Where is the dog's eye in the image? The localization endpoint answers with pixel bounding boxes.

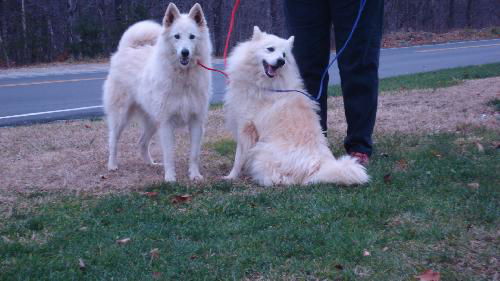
[174,34,180,39]
[189,34,196,40]
[267,47,275,52]
[283,52,286,58]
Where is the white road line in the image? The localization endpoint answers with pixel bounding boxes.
[0,77,105,88]
[415,43,500,53]
[0,105,103,120]
[381,38,500,51]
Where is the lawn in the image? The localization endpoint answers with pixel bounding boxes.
[1,128,498,280]
[329,62,500,96]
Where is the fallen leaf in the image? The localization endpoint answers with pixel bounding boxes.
[363,250,370,256]
[190,255,198,260]
[382,247,389,252]
[467,182,480,190]
[415,269,440,281]
[150,248,160,259]
[78,258,86,271]
[79,226,88,231]
[383,173,392,184]
[116,238,131,245]
[84,124,91,129]
[171,194,192,204]
[475,142,484,152]
[143,192,159,198]
[395,159,409,171]
[100,175,107,180]
[152,272,162,279]
[430,150,442,158]
[334,264,344,270]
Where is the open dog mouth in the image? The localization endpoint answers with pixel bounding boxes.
[262,60,280,78]
[180,57,190,66]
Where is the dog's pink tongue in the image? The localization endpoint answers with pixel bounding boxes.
[267,64,276,76]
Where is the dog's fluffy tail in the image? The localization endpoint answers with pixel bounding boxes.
[311,156,369,185]
[117,21,161,51]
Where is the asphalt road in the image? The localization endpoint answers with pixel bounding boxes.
[1,38,499,127]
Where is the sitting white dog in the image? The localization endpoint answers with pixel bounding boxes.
[103,3,212,182]
[223,26,369,186]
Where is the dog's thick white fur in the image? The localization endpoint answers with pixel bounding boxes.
[103,3,212,182]
[223,27,369,186]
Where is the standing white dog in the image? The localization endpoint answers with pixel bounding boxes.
[223,27,369,186]
[103,3,212,182]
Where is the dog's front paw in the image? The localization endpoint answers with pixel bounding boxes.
[108,164,118,171]
[164,173,176,182]
[222,174,238,181]
[189,167,204,181]
[189,173,204,181]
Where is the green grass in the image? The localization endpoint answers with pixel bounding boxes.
[207,139,236,158]
[1,129,499,280]
[209,103,223,110]
[329,63,500,96]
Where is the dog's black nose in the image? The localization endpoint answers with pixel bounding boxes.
[276,58,285,67]
[181,49,190,58]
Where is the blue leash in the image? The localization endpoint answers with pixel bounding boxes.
[268,0,367,101]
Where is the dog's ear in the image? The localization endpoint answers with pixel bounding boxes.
[252,26,262,40]
[188,3,206,27]
[163,3,181,27]
[287,36,295,46]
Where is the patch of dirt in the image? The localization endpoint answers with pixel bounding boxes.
[327,77,499,137]
[0,78,499,215]
[382,27,500,48]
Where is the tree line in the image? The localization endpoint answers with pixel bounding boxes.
[0,0,498,66]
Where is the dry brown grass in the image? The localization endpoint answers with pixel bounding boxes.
[328,77,499,137]
[382,27,500,48]
[0,77,499,216]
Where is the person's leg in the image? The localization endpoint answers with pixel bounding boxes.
[284,0,331,133]
[330,0,384,157]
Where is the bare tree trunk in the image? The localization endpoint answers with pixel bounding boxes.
[0,33,10,67]
[466,0,473,27]
[0,0,9,66]
[47,16,54,61]
[20,0,28,60]
[67,0,78,58]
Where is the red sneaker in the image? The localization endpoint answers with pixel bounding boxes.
[350,152,370,166]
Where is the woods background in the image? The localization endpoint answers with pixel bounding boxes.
[0,0,499,66]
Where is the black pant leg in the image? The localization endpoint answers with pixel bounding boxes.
[330,0,384,156]
[284,0,331,133]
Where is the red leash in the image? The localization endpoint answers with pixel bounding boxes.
[197,61,229,80]
[223,0,241,67]
[197,0,240,80]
